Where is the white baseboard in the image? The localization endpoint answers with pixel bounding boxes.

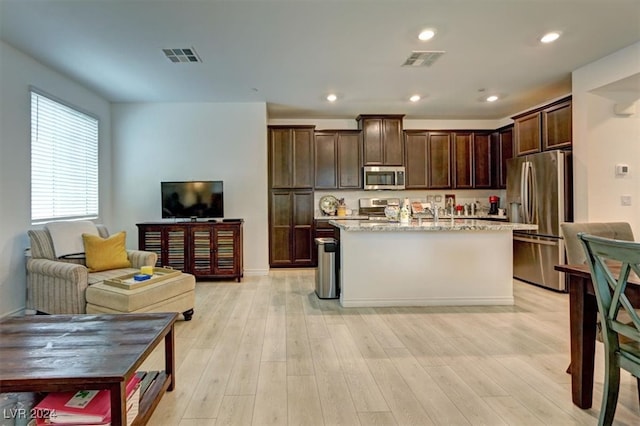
[243,268,269,276]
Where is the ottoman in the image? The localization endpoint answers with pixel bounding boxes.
[85,272,195,320]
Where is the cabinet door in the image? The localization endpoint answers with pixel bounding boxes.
[268,127,314,188]
[427,132,452,188]
[314,132,338,189]
[453,132,473,188]
[269,190,314,266]
[212,225,240,277]
[138,225,163,268]
[361,118,384,165]
[498,127,513,188]
[269,191,292,265]
[189,225,215,276]
[404,131,428,188]
[359,115,404,165]
[292,191,314,265]
[514,112,541,156]
[473,133,492,188]
[543,100,572,150]
[382,117,404,165]
[164,228,187,271]
[337,131,362,188]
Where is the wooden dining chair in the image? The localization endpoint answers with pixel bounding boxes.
[579,233,640,426]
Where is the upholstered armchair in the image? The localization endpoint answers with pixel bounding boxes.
[26,225,157,314]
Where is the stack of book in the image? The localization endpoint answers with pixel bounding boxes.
[34,374,141,425]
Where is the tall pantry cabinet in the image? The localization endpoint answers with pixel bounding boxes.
[268,126,315,267]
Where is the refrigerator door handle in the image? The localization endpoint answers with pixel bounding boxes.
[520,162,528,223]
[529,161,537,223]
[513,236,558,246]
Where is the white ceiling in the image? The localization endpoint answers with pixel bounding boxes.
[1,0,639,120]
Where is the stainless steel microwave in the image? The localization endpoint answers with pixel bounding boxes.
[363,166,406,190]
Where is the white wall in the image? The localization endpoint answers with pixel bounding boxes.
[573,42,640,236]
[0,41,112,317]
[111,103,269,275]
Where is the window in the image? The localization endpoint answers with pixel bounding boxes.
[31,90,99,223]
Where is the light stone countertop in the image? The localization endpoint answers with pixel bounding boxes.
[328,218,538,232]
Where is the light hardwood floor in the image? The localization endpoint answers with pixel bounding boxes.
[142,269,640,425]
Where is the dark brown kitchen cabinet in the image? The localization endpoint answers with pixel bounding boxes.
[514,111,541,156]
[404,131,429,188]
[405,131,452,189]
[268,126,315,189]
[452,132,492,189]
[137,221,243,281]
[314,130,362,189]
[427,132,452,188]
[269,190,314,266]
[491,126,513,189]
[357,115,404,165]
[513,96,572,156]
[452,132,473,188]
[473,132,492,188]
[542,99,572,150]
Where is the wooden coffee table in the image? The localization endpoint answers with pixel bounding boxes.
[0,312,177,425]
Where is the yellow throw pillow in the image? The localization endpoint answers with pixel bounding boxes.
[82,231,131,272]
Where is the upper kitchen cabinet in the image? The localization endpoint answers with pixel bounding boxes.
[452,131,492,189]
[513,111,541,156]
[542,99,572,151]
[491,125,514,189]
[404,130,452,189]
[473,132,492,188]
[268,126,315,188]
[452,132,473,189]
[314,130,362,189]
[513,96,572,156]
[357,115,404,165]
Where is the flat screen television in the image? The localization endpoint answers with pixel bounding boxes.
[161,181,224,219]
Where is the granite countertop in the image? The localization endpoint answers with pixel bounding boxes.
[315,215,369,220]
[328,218,538,232]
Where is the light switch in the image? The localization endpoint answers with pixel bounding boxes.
[621,195,632,206]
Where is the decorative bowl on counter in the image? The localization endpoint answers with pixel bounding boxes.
[384,205,399,220]
[319,195,338,215]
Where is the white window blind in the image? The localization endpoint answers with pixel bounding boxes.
[31,90,99,223]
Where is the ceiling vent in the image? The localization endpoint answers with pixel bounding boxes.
[402,51,445,67]
[162,47,202,63]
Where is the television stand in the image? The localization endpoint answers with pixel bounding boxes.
[137,221,243,282]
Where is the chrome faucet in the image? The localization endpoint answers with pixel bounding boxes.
[425,204,439,222]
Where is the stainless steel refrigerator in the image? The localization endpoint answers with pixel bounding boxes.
[506,150,573,291]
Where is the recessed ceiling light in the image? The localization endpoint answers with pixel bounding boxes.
[418,29,436,41]
[540,32,561,43]
[486,95,499,102]
[409,95,421,102]
[326,94,337,102]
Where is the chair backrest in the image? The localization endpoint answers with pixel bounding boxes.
[578,233,640,348]
[561,222,634,264]
[28,225,110,264]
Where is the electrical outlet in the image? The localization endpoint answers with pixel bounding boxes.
[621,195,632,206]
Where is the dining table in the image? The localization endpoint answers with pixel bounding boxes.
[555,263,640,409]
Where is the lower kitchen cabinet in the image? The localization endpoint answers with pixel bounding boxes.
[270,190,314,266]
[137,221,244,281]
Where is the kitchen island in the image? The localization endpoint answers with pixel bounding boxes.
[329,219,537,308]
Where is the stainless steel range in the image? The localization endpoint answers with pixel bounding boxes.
[358,198,400,217]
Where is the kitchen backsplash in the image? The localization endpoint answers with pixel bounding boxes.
[314,189,507,217]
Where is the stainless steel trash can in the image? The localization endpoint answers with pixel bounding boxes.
[315,237,339,299]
